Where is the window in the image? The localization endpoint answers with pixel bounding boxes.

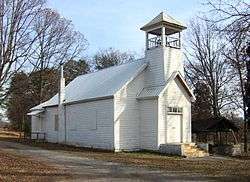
[89,110,97,130]
[54,114,59,131]
[167,107,183,113]
[177,107,183,113]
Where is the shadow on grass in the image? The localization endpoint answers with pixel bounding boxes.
[0,136,250,180]
[0,137,183,158]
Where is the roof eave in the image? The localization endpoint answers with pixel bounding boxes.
[64,95,114,106]
[158,71,195,100]
[30,95,115,110]
[140,22,187,32]
[136,96,159,100]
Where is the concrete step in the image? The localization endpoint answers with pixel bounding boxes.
[183,143,209,158]
[189,143,197,147]
[185,152,209,158]
[183,143,196,147]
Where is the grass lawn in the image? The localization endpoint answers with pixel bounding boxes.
[0,130,250,179]
[1,139,250,178]
[0,149,70,182]
[0,130,71,181]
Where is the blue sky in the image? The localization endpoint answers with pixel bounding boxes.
[48,0,204,57]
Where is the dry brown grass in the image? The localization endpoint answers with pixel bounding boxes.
[0,149,70,182]
[0,129,71,181]
[2,136,250,178]
[0,130,250,179]
[62,147,250,177]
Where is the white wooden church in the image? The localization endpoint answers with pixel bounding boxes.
[29,12,207,156]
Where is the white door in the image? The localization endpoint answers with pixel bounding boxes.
[166,114,182,143]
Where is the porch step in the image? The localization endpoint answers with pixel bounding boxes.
[183,143,209,158]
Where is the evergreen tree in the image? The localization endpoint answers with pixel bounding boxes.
[7,59,90,133]
[7,72,32,131]
[64,59,90,84]
[192,82,213,121]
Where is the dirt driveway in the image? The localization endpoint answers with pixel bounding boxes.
[0,140,248,182]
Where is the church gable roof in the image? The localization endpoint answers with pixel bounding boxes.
[140,12,186,32]
[137,71,195,100]
[166,71,195,99]
[31,59,147,110]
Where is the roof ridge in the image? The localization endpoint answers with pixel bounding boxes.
[77,58,145,78]
[30,58,147,111]
[142,84,165,89]
[140,11,186,31]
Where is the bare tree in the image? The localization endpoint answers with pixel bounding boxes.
[28,8,88,102]
[185,18,233,117]
[205,0,250,152]
[29,8,88,71]
[93,48,135,70]
[0,0,46,105]
[224,32,247,115]
[222,31,249,152]
[205,0,249,38]
[7,59,90,133]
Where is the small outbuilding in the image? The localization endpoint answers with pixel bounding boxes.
[192,117,239,145]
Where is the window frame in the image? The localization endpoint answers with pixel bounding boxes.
[167,107,183,114]
[54,114,59,131]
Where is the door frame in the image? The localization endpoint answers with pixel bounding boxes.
[165,107,183,143]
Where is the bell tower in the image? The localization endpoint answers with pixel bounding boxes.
[141,12,186,87]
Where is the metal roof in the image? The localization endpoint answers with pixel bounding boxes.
[137,85,165,100]
[27,109,45,116]
[140,12,186,34]
[137,71,195,100]
[31,59,147,110]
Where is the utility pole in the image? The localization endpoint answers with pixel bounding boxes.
[245,42,250,153]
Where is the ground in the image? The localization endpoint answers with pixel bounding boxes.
[0,149,70,182]
[0,131,249,181]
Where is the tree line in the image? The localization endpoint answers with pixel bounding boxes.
[185,0,249,151]
[187,0,249,119]
[0,0,135,131]
[7,48,134,132]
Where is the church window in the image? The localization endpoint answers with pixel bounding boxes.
[167,107,182,113]
[54,114,59,131]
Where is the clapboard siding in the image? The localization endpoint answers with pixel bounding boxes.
[144,47,165,87]
[139,99,158,150]
[31,115,46,139]
[163,47,184,79]
[114,71,145,151]
[145,47,184,88]
[160,78,192,143]
[44,107,59,143]
[65,99,114,150]
[158,94,166,145]
[34,99,114,150]
[31,116,43,132]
